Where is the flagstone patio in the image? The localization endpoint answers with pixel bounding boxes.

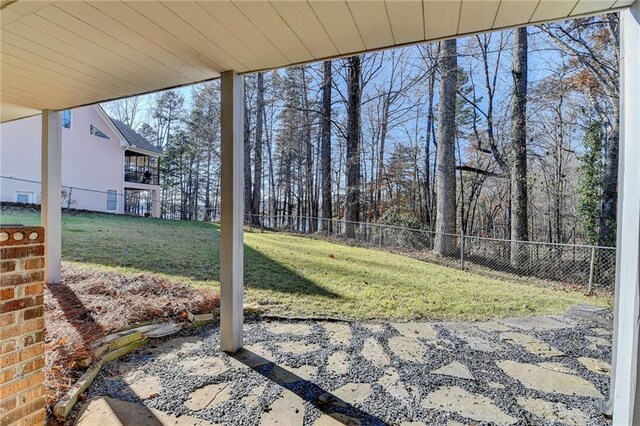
[75,304,613,425]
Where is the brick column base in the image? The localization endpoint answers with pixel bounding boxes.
[1,226,46,426]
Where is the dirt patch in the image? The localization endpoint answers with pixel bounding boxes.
[45,262,219,418]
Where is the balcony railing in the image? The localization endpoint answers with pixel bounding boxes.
[124,170,159,185]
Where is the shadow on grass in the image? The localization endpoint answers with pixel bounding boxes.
[62,220,341,300]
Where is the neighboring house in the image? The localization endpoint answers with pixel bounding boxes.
[0,105,162,217]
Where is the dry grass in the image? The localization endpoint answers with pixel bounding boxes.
[44,262,219,415]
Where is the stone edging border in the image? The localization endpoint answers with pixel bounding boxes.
[53,313,216,418]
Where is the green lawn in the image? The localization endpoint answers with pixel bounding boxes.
[1,207,608,320]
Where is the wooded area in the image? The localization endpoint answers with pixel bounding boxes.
[105,14,620,248]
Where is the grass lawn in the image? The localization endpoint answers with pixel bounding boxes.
[1,207,609,320]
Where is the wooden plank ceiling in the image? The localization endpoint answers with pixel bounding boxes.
[0,0,633,122]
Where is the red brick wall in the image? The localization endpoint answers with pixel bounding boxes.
[0,227,46,426]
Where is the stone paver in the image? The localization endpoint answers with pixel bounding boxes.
[275,341,320,355]
[441,322,498,352]
[500,332,564,357]
[431,361,474,380]
[421,386,517,426]
[392,322,437,339]
[378,367,415,400]
[266,323,313,336]
[322,322,352,346]
[233,343,273,367]
[578,357,611,376]
[76,397,213,426]
[388,336,427,362]
[124,376,162,400]
[268,364,315,383]
[331,383,373,406]
[241,382,267,409]
[178,357,228,376]
[361,337,390,367]
[517,396,589,426]
[148,336,203,362]
[185,383,231,411]
[499,316,572,331]
[538,362,575,374]
[591,327,612,336]
[362,324,385,333]
[314,413,362,426]
[259,389,305,425]
[475,321,511,332]
[586,336,611,350]
[497,360,603,398]
[327,351,350,375]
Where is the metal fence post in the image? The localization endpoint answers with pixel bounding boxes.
[460,230,465,270]
[588,245,596,293]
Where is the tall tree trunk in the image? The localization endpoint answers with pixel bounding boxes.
[376,97,390,220]
[345,56,362,239]
[599,109,618,246]
[204,147,212,221]
[244,87,252,218]
[251,73,264,224]
[321,60,333,232]
[510,27,529,267]
[424,64,437,227]
[434,39,458,256]
[301,68,315,232]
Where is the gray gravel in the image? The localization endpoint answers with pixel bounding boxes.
[81,307,613,426]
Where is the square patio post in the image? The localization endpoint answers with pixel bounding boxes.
[219,71,244,353]
[41,109,62,284]
[612,1,640,423]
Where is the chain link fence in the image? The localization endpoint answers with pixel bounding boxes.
[0,175,159,218]
[1,175,615,290]
[0,176,216,221]
[245,214,616,291]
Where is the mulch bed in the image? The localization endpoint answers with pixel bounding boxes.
[44,262,219,419]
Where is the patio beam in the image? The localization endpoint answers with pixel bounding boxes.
[219,70,244,353]
[612,1,640,423]
[41,109,62,284]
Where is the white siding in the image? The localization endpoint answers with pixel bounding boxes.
[0,106,125,213]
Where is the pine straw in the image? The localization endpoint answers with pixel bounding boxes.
[44,262,219,417]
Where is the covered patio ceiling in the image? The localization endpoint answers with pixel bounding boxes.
[0,0,634,123]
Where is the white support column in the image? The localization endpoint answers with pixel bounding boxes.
[41,110,62,284]
[219,71,244,353]
[151,189,160,218]
[612,2,640,424]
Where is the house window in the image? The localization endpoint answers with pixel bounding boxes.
[15,191,34,204]
[106,190,117,211]
[90,124,110,139]
[62,110,72,129]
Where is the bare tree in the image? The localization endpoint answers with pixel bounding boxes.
[103,97,142,129]
[434,39,458,256]
[251,73,264,223]
[345,56,362,238]
[510,27,529,266]
[321,60,333,230]
[541,15,619,246]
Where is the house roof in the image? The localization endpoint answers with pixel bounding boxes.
[109,118,163,155]
[1,0,635,123]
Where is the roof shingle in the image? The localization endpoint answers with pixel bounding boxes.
[110,118,162,155]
